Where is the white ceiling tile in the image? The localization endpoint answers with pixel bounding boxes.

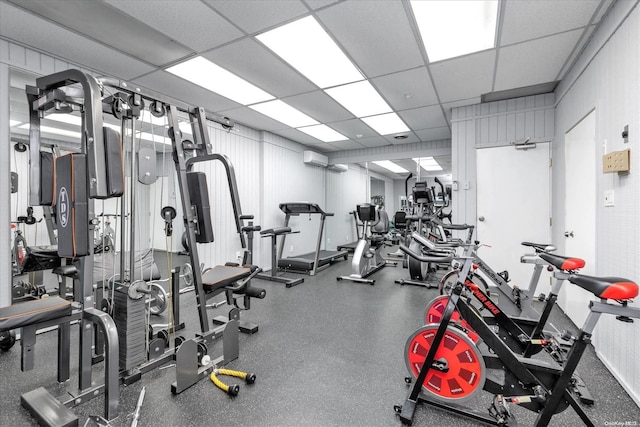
[203,38,316,99]
[284,90,354,123]
[398,105,447,131]
[219,106,289,132]
[414,127,451,142]
[329,119,377,139]
[6,0,191,66]
[316,144,341,152]
[495,29,583,91]
[105,0,243,52]
[501,0,601,46]
[306,0,341,10]
[357,136,391,148]
[317,1,424,77]
[328,140,367,150]
[430,51,495,103]
[206,0,309,34]
[372,67,438,111]
[0,2,156,80]
[272,127,332,145]
[132,71,240,112]
[385,132,421,145]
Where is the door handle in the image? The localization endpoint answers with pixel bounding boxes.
[564,231,574,238]
[478,216,485,222]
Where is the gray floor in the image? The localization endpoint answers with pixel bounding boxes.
[1,250,640,426]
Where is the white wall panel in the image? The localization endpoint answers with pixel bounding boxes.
[553,0,640,405]
[451,94,555,227]
[261,133,326,264]
[325,164,368,250]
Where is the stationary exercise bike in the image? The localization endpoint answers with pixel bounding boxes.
[337,204,396,285]
[395,241,639,426]
[404,236,595,404]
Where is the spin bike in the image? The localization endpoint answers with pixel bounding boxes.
[337,204,396,285]
[395,242,639,426]
[405,236,595,404]
[423,224,557,319]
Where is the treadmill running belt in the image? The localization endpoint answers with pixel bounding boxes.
[278,250,348,271]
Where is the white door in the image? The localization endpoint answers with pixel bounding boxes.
[558,110,596,326]
[476,143,552,296]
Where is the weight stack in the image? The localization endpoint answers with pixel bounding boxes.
[113,284,146,370]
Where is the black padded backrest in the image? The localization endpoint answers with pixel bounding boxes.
[394,211,407,228]
[372,210,389,234]
[103,127,124,198]
[186,171,214,243]
[39,152,55,206]
[56,153,89,258]
[413,182,434,204]
[357,204,376,222]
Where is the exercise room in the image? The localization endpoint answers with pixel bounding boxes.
[1,1,639,426]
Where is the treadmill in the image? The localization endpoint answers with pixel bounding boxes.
[277,202,348,276]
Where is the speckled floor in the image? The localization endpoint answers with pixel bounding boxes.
[1,250,639,427]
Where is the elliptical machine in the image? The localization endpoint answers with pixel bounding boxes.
[337,204,396,285]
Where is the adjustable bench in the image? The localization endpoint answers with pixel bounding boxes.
[203,264,266,334]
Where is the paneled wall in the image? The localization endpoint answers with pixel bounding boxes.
[450,94,555,226]
[260,132,326,264]
[553,0,640,405]
[325,164,368,250]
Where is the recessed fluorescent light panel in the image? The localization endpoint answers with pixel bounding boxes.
[411,0,498,62]
[325,80,392,118]
[250,100,319,128]
[413,156,443,171]
[298,124,347,143]
[362,113,410,135]
[257,16,364,88]
[166,56,274,105]
[372,160,409,174]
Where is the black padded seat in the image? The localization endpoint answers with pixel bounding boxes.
[521,241,553,252]
[201,265,252,292]
[260,227,291,236]
[19,246,61,273]
[540,252,585,271]
[0,297,72,331]
[568,274,638,300]
[441,223,472,231]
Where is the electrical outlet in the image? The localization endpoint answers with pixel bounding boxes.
[290,245,294,253]
[604,190,614,207]
[236,250,243,260]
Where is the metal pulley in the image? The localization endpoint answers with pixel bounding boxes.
[128,280,168,315]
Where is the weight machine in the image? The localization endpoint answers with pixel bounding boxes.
[1,68,265,425]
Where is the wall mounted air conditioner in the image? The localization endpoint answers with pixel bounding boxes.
[303,150,328,167]
[328,163,348,172]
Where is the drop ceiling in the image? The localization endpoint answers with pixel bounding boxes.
[0,0,613,179]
